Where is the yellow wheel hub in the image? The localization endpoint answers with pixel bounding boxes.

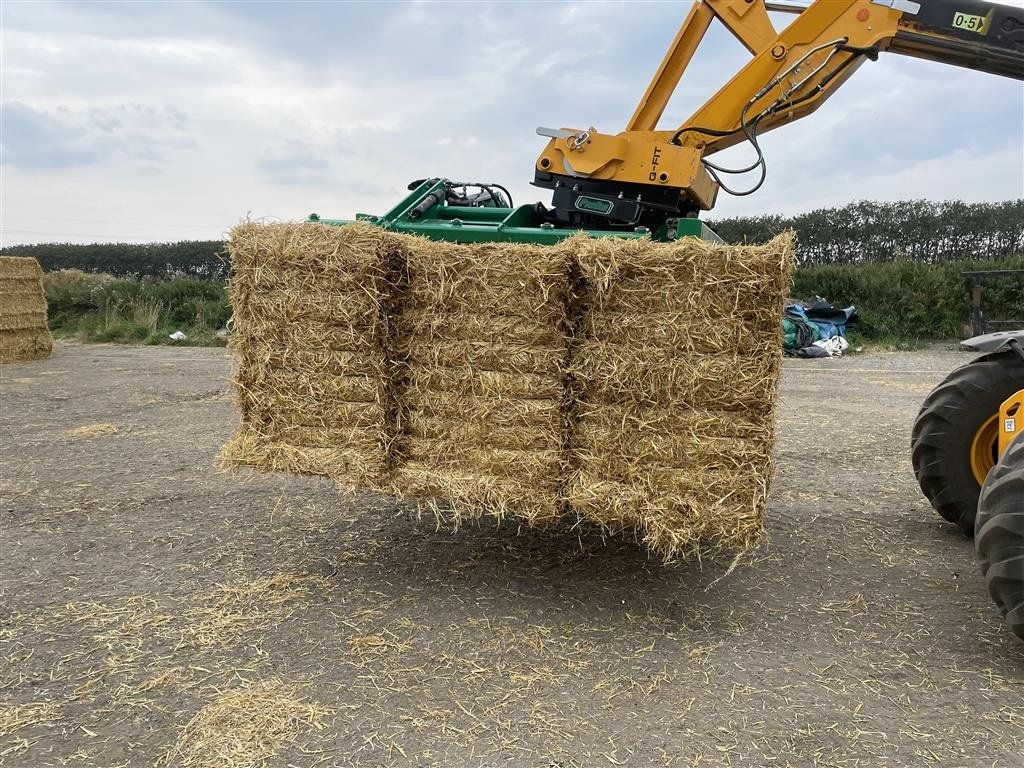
[970,414,1000,487]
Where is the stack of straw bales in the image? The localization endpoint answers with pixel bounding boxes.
[219,223,398,490]
[221,221,793,559]
[0,256,53,364]
[393,242,570,525]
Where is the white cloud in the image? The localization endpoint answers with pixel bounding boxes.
[0,0,1021,245]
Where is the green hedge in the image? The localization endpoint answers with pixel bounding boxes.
[708,199,1024,265]
[792,257,1024,340]
[2,240,228,280]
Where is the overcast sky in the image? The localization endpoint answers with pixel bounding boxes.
[2,0,1022,245]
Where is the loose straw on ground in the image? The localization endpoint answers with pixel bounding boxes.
[163,678,331,768]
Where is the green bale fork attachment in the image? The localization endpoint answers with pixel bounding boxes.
[308,178,722,245]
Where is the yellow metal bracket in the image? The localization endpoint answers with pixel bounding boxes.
[998,390,1024,457]
[710,0,778,55]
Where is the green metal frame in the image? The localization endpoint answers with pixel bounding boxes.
[308,179,722,245]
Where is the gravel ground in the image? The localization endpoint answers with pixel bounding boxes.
[1,342,1021,768]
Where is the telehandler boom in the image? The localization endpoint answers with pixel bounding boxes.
[533,0,1024,231]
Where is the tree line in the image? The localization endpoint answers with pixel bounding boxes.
[708,199,1024,264]
[2,199,1021,276]
[1,240,230,280]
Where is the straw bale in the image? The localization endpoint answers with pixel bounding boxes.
[0,257,52,363]
[412,367,562,400]
[0,284,47,315]
[565,233,795,559]
[238,315,383,355]
[0,328,52,363]
[407,412,554,449]
[401,308,565,347]
[234,346,380,377]
[0,255,44,279]
[408,392,561,428]
[218,430,382,483]
[391,238,570,525]
[0,285,46,303]
[218,222,400,490]
[0,310,48,331]
[577,310,771,354]
[237,366,380,405]
[570,345,778,409]
[239,403,385,434]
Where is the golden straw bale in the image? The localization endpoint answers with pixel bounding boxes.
[576,310,771,354]
[0,256,44,279]
[407,392,562,429]
[565,232,795,559]
[235,346,380,377]
[239,403,385,433]
[570,346,779,409]
[412,367,562,400]
[0,311,48,332]
[237,366,381,405]
[0,257,52,363]
[0,284,48,316]
[390,238,571,525]
[218,222,400,490]
[408,338,565,373]
[400,309,565,347]
[406,412,555,450]
[0,328,53,364]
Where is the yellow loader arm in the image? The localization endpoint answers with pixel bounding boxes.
[533,0,1024,228]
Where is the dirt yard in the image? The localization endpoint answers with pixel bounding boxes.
[1,342,1021,767]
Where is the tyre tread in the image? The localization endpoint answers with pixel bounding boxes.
[975,436,1024,641]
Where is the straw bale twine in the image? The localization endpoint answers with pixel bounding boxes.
[0,256,53,363]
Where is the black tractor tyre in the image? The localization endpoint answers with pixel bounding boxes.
[911,352,1024,535]
[975,435,1024,641]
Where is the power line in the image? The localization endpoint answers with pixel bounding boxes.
[0,228,225,242]
[2,214,230,230]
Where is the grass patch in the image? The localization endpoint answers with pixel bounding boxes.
[43,270,230,347]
